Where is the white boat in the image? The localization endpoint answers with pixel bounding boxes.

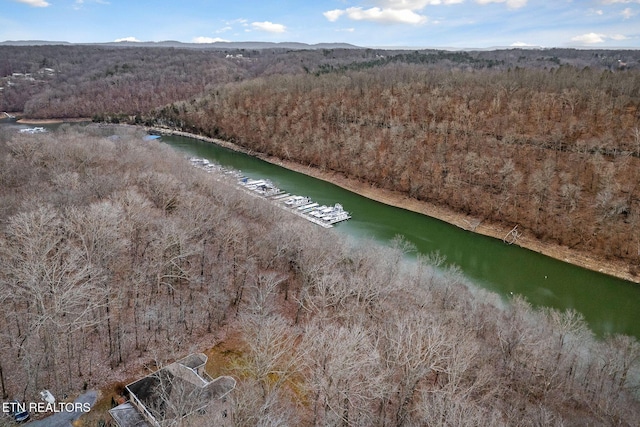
[284,196,311,207]
[325,211,351,223]
[19,126,46,134]
[298,202,319,211]
[255,182,280,196]
[320,204,348,220]
[241,179,267,187]
[189,157,224,173]
[189,157,210,166]
[240,178,281,196]
[309,206,328,218]
[271,193,291,201]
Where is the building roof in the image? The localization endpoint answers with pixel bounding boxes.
[109,402,151,427]
[111,353,235,427]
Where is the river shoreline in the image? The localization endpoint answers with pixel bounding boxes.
[12,120,636,284]
[17,117,92,124]
[147,126,638,285]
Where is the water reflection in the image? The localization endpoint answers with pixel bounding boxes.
[161,133,640,339]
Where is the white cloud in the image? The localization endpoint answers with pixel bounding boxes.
[511,41,536,47]
[324,0,464,25]
[371,0,462,6]
[570,32,629,44]
[324,9,345,22]
[571,33,605,44]
[475,0,528,9]
[13,0,50,7]
[571,32,629,44]
[192,36,229,43]
[331,7,428,24]
[251,21,286,33]
[223,18,248,28]
[600,0,640,4]
[609,34,629,40]
[114,36,141,42]
[621,7,636,18]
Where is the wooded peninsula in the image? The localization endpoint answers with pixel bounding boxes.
[2,45,639,280]
[1,44,640,425]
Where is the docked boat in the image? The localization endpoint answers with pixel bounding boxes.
[240,178,281,196]
[298,202,319,211]
[19,126,46,134]
[284,196,311,207]
[318,204,351,224]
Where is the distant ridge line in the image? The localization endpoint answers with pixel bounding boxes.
[0,40,362,50]
[2,40,638,52]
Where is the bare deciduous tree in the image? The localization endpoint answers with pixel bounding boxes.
[1,206,108,393]
[301,319,384,426]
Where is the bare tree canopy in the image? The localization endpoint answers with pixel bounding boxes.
[1,46,640,424]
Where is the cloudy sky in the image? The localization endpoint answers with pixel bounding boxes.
[2,0,639,48]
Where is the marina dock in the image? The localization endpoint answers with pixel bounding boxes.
[189,157,351,228]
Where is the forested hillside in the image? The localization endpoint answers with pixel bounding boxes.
[153,63,640,274]
[0,45,246,118]
[0,126,639,425]
[3,45,640,274]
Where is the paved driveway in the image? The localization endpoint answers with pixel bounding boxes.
[25,390,98,427]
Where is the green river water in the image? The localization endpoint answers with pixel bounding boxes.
[3,120,638,339]
[161,133,640,340]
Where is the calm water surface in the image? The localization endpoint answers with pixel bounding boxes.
[4,121,637,339]
[161,134,640,339]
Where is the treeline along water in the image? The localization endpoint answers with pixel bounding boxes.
[162,133,640,339]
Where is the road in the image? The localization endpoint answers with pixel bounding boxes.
[25,390,98,427]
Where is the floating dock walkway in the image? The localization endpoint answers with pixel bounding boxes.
[189,157,351,228]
